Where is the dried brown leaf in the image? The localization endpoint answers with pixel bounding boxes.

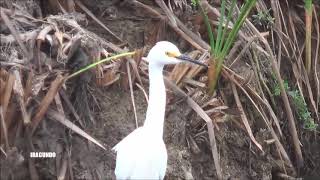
[0,107,9,150]
[31,75,64,134]
[47,109,106,150]
[59,89,84,127]
[1,72,15,119]
[231,82,263,152]
[127,61,138,128]
[55,93,65,117]
[31,73,49,96]
[57,152,68,180]
[24,70,33,103]
[13,69,30,124]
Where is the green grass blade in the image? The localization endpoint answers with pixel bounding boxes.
[214,0,226,56]
[305,0,313,11]
[221,0,257,58]
[196,0,215,55]
[67,51,136,80]
[218,0,237,53]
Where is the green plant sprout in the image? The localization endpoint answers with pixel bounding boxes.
[193,0,257,95]
[273,80,289,96]
[252,9,274,28]
[273,80,318,131]
[66,51,136,80]
[191,0,197,7]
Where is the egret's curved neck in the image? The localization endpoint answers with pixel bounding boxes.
[144,63,166,138]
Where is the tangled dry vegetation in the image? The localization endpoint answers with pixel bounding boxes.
[0,0,319,179]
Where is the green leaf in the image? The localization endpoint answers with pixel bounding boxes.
[214,0,226,55]
[218,0,237,53]
[220,0,257,58]
[195,0,215,54]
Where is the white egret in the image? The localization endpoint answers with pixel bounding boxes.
[112,41,206,180]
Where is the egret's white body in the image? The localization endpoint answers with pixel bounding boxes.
[112,41,201,180]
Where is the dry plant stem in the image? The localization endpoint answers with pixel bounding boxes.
[24,71,34,103]
[276,173,297,180]
[0,62,30,69]
[301,63,319,120]
[128,58,144,89]
[270,0,283,68]
[57,0,68,13]
[37,25,54,41]
[131,0,163,17]
[170,51,199,85]
[136,0,207,51]
[67,148,74,180]
[164,77,222,180]
[47,109,106,150]
[57,152,68,180]
[75,0,122,42]
[0,79,5,96]
[155,0,177,26]
[67,0,76,12]
[13,69,30,124]
[305,2,312,74]
[1,72,15,120]
[31,75,64,134]
[36,25,54,72]
[231,82,263,152]
[59,89,84,127]
[174,18,210,50]
[0,107,9,151]
[136,83,149,103]
[28,158,40,180]
[313,6,320,118]
[246,19,303,168]
[0,8,30,60]
[54,93,65,117]
[126,61,139,128]
[154,0,206,51]
[229,38,256,68]
[0,147,6,156]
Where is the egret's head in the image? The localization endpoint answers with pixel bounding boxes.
[146,41,207,67]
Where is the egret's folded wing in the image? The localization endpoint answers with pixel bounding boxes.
[113,127,143,179]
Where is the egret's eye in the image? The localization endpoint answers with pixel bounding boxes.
[165,51,179,58]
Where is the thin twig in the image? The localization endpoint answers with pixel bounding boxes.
[75,0,122,42]
[47,109,106,150]
[127,61,139,128]
[0,107,9,151]
[136,83,149,103]
[231,82,263,152]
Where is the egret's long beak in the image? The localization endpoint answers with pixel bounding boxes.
[176,54,208,68]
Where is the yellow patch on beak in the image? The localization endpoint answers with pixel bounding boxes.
[165,51,181,58]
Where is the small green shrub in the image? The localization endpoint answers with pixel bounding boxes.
[273,80,318,131]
